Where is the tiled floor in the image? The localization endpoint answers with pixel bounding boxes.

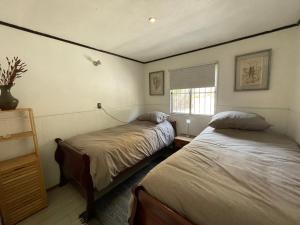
[17,185,86,225]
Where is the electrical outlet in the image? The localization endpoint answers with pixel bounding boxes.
[97,103,102,109]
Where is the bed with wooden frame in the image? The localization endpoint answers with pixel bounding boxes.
[54,120,176,221]
[129,127,300,225]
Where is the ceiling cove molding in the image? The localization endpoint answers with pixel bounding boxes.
[0,20,299,64]
[0,20,144,64]
[145,22,300,63]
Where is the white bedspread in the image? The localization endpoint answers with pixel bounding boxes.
[66,120,174,191]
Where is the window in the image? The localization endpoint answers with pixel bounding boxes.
[169,63,217,115]
[170,89,190,114]
[171,87,216,115]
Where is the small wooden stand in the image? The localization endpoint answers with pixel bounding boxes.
[0,108,47,225]
[174,134,196,151]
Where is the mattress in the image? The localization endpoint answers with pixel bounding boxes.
[65,120,175,191]
[140,127,300,225]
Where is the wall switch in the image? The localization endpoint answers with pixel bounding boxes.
[97,103,102,109]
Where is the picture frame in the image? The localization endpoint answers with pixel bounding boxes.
[149,71,164,96]
[235,49,271,91]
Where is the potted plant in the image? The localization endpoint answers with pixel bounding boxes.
[0,57,28,110]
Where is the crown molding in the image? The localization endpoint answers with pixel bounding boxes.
[145,22,299,63]
[0,20,144,64]
[0,20,299,64]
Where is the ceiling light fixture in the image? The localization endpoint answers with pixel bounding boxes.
[148,17,156,23]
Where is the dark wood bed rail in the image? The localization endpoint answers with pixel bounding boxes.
[54,120,177,221]
[129,186,194,225]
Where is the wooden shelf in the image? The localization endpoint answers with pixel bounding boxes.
[0,131,34,142]
[0,108,32,113]
[0,108,47,225]
[0,153,36,172]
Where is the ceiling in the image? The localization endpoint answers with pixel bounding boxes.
[0,0,300,63]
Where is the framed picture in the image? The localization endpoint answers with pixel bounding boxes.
[235,49,271,91]
[149,71,164,95]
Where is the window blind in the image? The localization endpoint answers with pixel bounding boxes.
[169,63,216,89]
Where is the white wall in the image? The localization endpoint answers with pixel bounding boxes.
[288,26,300,143]
[144,27,299,136]
[0,26,144,188]
[0,25,299,189]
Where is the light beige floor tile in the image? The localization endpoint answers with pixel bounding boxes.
[17,184,85,225]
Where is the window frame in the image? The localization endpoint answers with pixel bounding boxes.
[170,87,216,116]
[170,63,218,116]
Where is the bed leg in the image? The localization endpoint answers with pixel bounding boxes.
[79,205,95,223]
[79,154,95,222]
[58,165,68,186]
[55,138,68,187]
[79,197,95,222]
[129,185,144,225]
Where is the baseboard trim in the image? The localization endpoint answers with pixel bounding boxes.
[46,184,59,192]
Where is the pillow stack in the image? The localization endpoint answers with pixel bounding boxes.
[209,111,271,131]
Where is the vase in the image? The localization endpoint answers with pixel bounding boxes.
[0,85,19,110]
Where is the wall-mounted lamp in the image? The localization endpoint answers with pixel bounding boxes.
[186,118,191,137]
[85,55,101,66]
[92,60,101,66]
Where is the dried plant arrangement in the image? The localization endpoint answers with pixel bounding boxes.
[0,57,28,86]
[0,57,28,110]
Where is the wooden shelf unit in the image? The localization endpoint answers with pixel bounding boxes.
[0,108,47,225]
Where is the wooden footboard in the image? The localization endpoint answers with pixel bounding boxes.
[129,186,194,225]
[55,138,95,219]
[54,139,174,221]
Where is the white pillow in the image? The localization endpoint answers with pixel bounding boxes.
[137,111,169,124]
